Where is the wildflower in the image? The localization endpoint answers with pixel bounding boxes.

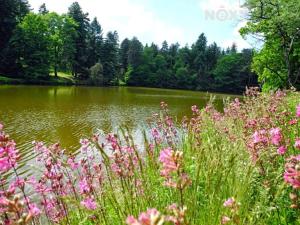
[80,138,90,153]
[151,128,160,142]
[126,208,164,225]
[223,197,235,208]
[294,138,300,149]
[0,123,3,130]
[289,119,297,125]
[67,157,79,170]
[166,203,187,224]
[252,130,267,144]
[81,197,97,210]
[159,148,179,177]
[29,203,41,216]
[191,105,199,114]
[277,146,287,155]
[221,216,231,224]
[284,155,300,189]
[296,104,300,117]
[0,132,19,172]
[110,146,138,177]
[126,216,139,225]
[79,178,92,194]
[269,128,282,146]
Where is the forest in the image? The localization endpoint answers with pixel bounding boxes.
[0,1,259,94]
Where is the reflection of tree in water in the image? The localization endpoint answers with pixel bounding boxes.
[0,86,235,173]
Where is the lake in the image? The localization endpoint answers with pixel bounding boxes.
[0,85,233,171]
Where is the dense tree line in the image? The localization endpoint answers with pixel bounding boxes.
[0,1,258,93]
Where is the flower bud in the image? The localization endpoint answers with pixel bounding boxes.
[13,194,21,202]
[21,212,28,219]
[290,204,298,209]
[289,193,297,201]
[17,218,24,224]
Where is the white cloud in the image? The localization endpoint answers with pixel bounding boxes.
[221,20,252,50]
[199,0,243,11]
[28,0,185,45]
[198,0,250,50]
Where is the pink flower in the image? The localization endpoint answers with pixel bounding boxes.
[289,119,297,125]
[0,197,9,206]
[151,128,160,141]
[284,155,300,189]
[80,138,90,153]
[0,136,19,172]
[294,138,300,149]
[0,123,3,130]
[191,105,199,114]
[126,216,139,225]
[269,128,282,146]
[79,178,91,194]
[221,216,231,224]
[223,197,235,208]
[81,197,97,210]
[159,148,178,177]
[277,146,287,155]
[29,203,41,216]
[67,157,79,170]
[252,130,267,144]
[126,208,162,225]
[296,104,300,117]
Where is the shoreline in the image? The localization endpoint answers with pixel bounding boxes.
[0,74,245,95]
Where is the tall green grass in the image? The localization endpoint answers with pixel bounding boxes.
[1,89,299,225]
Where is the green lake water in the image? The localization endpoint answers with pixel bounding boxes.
[0,85,234,171]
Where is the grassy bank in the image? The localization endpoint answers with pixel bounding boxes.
[0,73,74,86]
[0,89,300,224]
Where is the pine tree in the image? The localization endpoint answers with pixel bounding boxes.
[0,0,30,75]
[87,17,103,68]
[38,3,49,15]
[119,38,130,75]
[101,31,119,84]
[68,2,90,79]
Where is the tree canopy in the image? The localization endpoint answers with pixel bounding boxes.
[241,0,300,91]
[0,1,260,93]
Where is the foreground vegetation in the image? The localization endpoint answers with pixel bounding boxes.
[1,88,300,224]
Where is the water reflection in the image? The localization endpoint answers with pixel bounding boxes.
[0,85,235,160]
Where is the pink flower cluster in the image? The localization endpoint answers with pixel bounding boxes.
[284,155,300,189]
[249,126,288,158]
[223,197,235,208]
[126,208,162,225]
[294,138,300,149]
[0,124,19,172]
[221,197,239,224]
[159,148,190,189]
[81,197,97,210]
[0,124,41,224]
[269,128,282,146]
[126,204,187,225]
[159,147,180,177]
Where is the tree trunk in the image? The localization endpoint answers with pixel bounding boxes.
[54,46,58,77]
[54,65,58,78]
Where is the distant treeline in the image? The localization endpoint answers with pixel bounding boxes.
[0,1,258,93]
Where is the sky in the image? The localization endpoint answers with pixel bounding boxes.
[28,0,252,50]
